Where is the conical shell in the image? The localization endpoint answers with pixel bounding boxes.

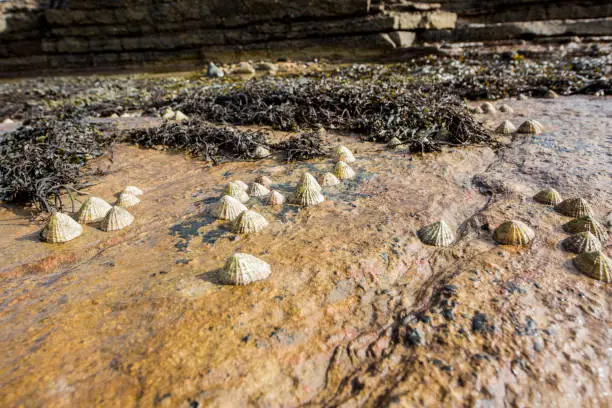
[234,180,249,191]
[253,146,271,158]
[562,216,608,242]
[469,106,483,114]
[248,182,271,197]
[293,185,325,207]
[123,185,143,196]
[77,197,112,224]
[417,220,455,247]
[495,120,516,134]
[498,104,514,113]
[220,253,271,285]
[572,251,611,283]
[555,198,593,218]
[215,195,247,221]
[267,190,286,206]
[162,108,175,120]
[518,94,529,101]
[299,172,322,192]
[101,206,134,231]
[534,188,562,205]
[517,119,544,134]
[319,172,340,187]
[41,212,83,243]
[255,175,273,188]
[224,182,249,203]
[116,192,140,208]
[334,145,356,163]
[493,220,535,246]
[174,110,188,122]
[334,161,356,180]
[387,137,402,148]
[544,89,559,99]
[233,210,269,234]
[561,232,602,254]
[481,102,496,114]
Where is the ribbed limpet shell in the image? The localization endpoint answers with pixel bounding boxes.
[334,145,356,163]
[417,220,455,247]
[562,216,607,242]
[248,182,271,197]
[220,253,271,285]
[234,180,249,191]
[117,192,140,208]
[224,182,249,203]
[517,119,544,134]
[255,175,273,188]
[533,188,562,206]
[493,220,535,246]
[253,146,271,158]
[300,173,322,192]
[215,195,247,221]
[293,184,325,207]
[162,108,175,121]
[123,185,143,196]
[544,89,559,99]
[555,198,593,218]
[498,104,514,113]
[233,210,269,234]
[101,206,134,232]
[495,120,516,134]
[387,137,402,149]
[334,161,356,180]
[41,212,83,243]
[319,172,340,187]
[481,102,496,114]
[572,251,611,283]
[77,197,112,224]
[267,190,286,206]
[561,232,602,254]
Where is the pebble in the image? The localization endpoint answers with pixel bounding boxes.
[206,62,224,77]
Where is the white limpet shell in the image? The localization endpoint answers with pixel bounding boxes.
[498,104,514,113]
[417,220,455,247]
[495,120,516,134]
[387,137,403,148]
[255,175,273,188]
[248,182,271,197]
[572,251,611,283]
[267,190,286,206]
[533,188,562,206]
[253,146,271,158]
[162,108,175,121]
[561,232,602,254]
[101,206,134,232]
[220,253,271,285]
[300,172,322,192]
[517,119,544,134]
[224,182,249,203]
[234,180,249,191]
[518,94,529,101]
[123,185,143,196]
[481,102,496,114]
[77,197,112,224]
[41,212,83,243]
[215,195,247,221]
[319,172,340,187]
[544,89,559,99]
[555,197,593,218]
[233,210,269,234]
[334,145,356,163]
[174,110,188,122]
[117,192,140,208]
[493,220,535,246]
[293,185,325,207]
[334,161,356,180]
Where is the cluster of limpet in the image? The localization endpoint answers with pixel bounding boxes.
[495,120,516,134]
[572,251,611,283]
[41,212,83,243]
[517,119,544,134]
[493,220,535,246]
[220,253,271,285]
[101,206,134,232]
[555,197,593,218]
[77,197,112,224]
[533,188,562,206]
[418,220,455,247]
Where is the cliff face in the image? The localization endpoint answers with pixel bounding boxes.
[0,0,610,76]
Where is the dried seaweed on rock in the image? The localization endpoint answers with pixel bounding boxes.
[272,130,329,162]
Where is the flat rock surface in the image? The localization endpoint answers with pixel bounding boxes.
[0,96,610,407]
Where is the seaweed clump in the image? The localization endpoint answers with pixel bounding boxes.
[0,119,114,212]
[272,129,329,162]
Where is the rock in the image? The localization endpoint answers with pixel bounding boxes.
[254,62,278,72]
[206,62,224,77]
[233,61,255,75]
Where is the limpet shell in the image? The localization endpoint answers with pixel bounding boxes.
[387,137,403,149]
[544,89,559,99]
[224,182,249,203]
[493,220,535,246]
[233,210,269,234]
[555,197,593,218]
[41,212,83,243]
[562,216,607,242]
[300,172,322,192]
[498,104,514,113]
[123,186,143,196]
[248,182,271,197]
[481,102,496,114]
[561,232,602,254]
[253,146,271,158]
[267,190,286,206]
[417,220,455,247]
[220,253,271,285]
[518,94,529,101]
[116,192,140,208]
[572,251,611,283]
[319,172,340,187]
[334,145,356,163]
[495,120,516,134]
[334,161,356,180]
[517,119,544,134]
[162,108,175,121]
[234,180,249,191]
[533,188,562,206]
[293,184,325,207]
[101,206,134,232]
[255,175,273,188]
[174,111,188,122]
[469,106,483,114]
[77,197,112,224]
[215,195,247,221]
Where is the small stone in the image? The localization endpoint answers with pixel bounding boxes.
[234,62,255,75]
[206,62,224,78]
[255,62,278,72]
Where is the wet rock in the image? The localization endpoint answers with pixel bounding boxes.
[472,312,493,334]
[405,327,423,346]
[255,62,278,72]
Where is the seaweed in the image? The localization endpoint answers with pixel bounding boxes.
[273,129,329,162]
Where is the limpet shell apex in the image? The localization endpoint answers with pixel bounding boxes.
[334,145,356,163]
[572,251,611,283]
[233,210,269,234]
[253,146,271,158]
[517,119,544,134]
[481,102,496,114]
[248,182,271,197]
[215,195,247,221]
[300,173,322,192]
[77,197,112,224]
[101,206,134,232]
[41,212,83,243]
[117,192,140,208]
[220,253,271,285]
[418,220,455,247]
[534,188,562,206]
[561,232,602,254]
[493,220,535,246]
[267,190,286,206]
[234,180,249,191]
[319,172,340,187]
[555,198,593,218]
[562,216,607,242]
[334,161,356,180]
[224,182,249,203]
[495,120,516,134]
